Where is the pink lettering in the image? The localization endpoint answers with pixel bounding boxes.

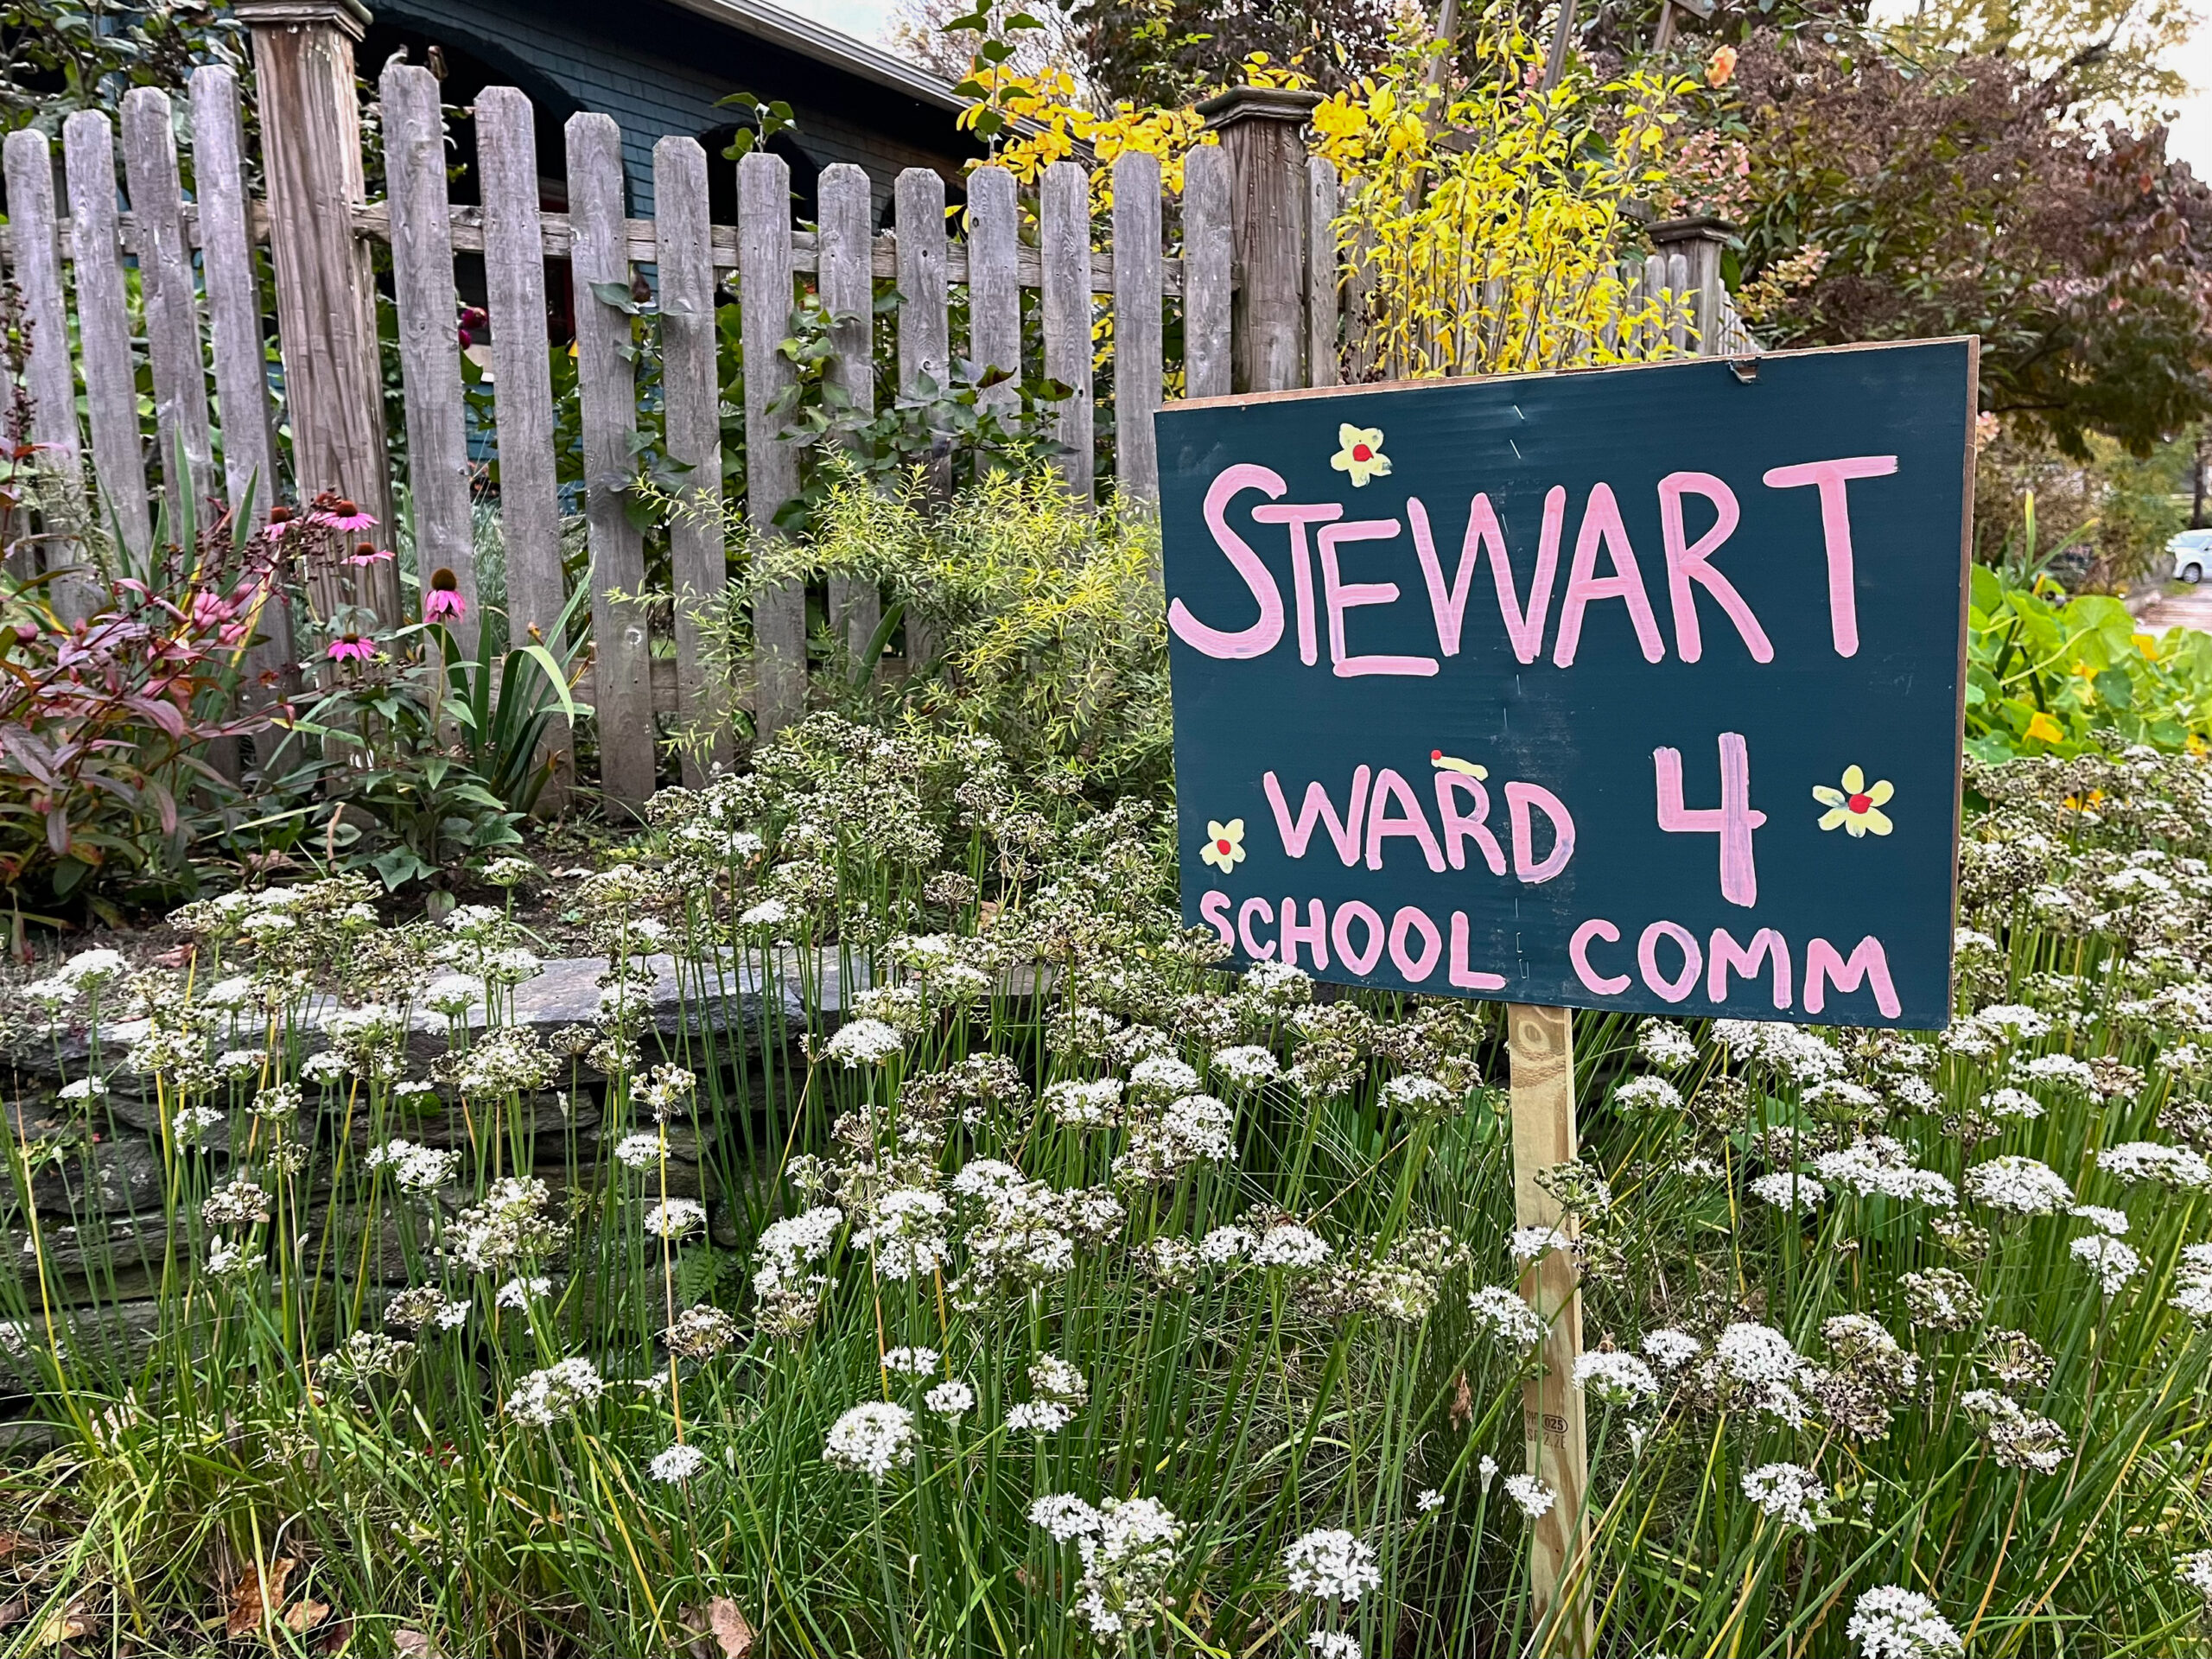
[1406,486,1566,664]
[1707,927,1792,1008]
[1637,920,1702,1003]
[1552,482,1666,667]
[1168,464,1290,659]
[1434,773,1508,876]
[1237,897,1276,960]
[1319,519,1436,678]
[1505,782,1576,884]
[1653,733,1766,907]
[1760,454,1898,658]
[1451,912,1510,990]
[1332,901,1386,975]
[1570,918,1630,995]
[1803,936,1902,1018]
[1389,906,1443,982]
[1365,768,1446,872]
[1251,500,1345,666]
[1199,889,1233,947]
[1263,768,1370,865]
[1281,898,1330,970]
[1657,471,1771,664]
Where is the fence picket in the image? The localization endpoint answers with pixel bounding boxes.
[380,64,477,653]
[817,162,880,674]
[120,89,215,529]
[1112,151,1162,504]
[1306,157,1340,389]
[741,149,805,737]
[1667,251,1691,353]
[189,65,292,703]
[3,131,80,485]
[1040,160,1093,504]
[653,136,730,784]
[567,113,655,807]
[61,112,152,559]
[2,128,97,617]
[968,164,1020,416]
[475,86,571,804]
[894,165,949,671]
[1181,145,1230,402]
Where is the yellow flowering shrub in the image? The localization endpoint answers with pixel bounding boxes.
[957,62,1214,208]
[1316,9,1695,380]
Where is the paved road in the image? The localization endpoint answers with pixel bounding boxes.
[2133,583,2212,636]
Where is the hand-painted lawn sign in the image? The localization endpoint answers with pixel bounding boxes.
[1157,340,1977,1029]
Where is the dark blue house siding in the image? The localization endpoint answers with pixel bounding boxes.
[366,0,978,221]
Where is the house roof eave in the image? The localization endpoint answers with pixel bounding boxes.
[661,0,971,114]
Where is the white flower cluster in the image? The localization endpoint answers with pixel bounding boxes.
[364,1137,461,1192]
[824,1018,904,1068]
[1282,1529,1381,1603]
[2069,1232,2142,1295]
[1643,1328,1702,1372]
[1812,1138,1958,1207]
[1962,1155,2074,1215]
[1571,1349,1658,1408]
[505,1357,603,1427]
[2171,1242,2212,1323]
[1750,1172,1827,1211]
[852,1188,948,1281]
[1467,1286,1548,1349]
[1503,1473,1554,1520]
[2097,1141,2212,1187]
[753,1206,843,1295]
[1636,1020,1700,1070]
[1739,1462,1827,1530]
[1847,1586,1963,1657]
[822,1400,916,1480]
[1612,1076,1685,1113]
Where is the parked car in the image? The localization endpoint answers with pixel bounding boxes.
[2173,528,2212,582]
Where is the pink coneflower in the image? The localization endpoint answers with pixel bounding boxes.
[315,499,376,533]
[263,504,295,542]
[346,541,394,567]
[423,567,467,624]
[327,633,377,664]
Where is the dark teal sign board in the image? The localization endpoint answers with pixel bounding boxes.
[1157,339,1977,1030]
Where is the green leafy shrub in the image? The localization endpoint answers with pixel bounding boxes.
[1966,563,2212,762]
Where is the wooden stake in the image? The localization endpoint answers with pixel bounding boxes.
[1507,1001,1592,1655]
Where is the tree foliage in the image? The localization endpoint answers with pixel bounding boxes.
[1730,35,2212,457]
[0,0,243,137]
[1063,0,1402,108]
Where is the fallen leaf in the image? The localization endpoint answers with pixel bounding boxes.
[707,1597,756,1659]
[0,1597,24,1630]
[285,1596,331,1635]
[1450,1370,1474,1431]
[394,1630,437,1658]
[29,1599,91,1648]
[226,1558,295,1638]
[152,944,193,969]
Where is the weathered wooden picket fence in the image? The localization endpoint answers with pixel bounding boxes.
[0,2,1750,812]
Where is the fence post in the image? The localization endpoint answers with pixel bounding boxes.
[233,0,396,623]
[1648,216,1730,356]
[1196,86,1322,394]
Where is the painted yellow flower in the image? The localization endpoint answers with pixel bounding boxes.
[1201,818,1246,873]
[1331,424,1391,487]
[1813,766,1894,837]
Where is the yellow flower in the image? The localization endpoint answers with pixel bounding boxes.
[1812,766,1894,838]
[1331,424,1391,487]
[2024,710,2066,746]
[1200,819,1247,874]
